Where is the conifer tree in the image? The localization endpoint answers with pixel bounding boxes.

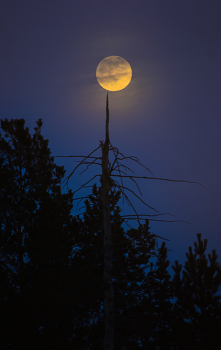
[2,118,216,349]
[0,119,74,349]
[172,233,221,350]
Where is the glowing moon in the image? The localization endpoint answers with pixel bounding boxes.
[96,56,132,91]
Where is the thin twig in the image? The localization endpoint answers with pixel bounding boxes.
[53,155,100,159]
[122,213,175,218]
[122,217,192,225]
[111,174,204,187]
[79,158,101,175]
[73,175,100,195]
[62,145,102,188]
[112,179,159,213]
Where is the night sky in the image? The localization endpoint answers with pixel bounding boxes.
[1,0,221,267]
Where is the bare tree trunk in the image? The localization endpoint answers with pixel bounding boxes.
[18,151,24,300]
[102,93,114,350]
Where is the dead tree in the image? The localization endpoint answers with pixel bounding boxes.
[56,95,203,350]
[102,94,114,350]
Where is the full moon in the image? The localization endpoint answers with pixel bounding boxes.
[96,56,132,91]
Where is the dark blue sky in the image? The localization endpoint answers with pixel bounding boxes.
[1,0,221,266]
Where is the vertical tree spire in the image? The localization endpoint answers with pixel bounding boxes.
[105,92,109,146]
[103,92,114,350]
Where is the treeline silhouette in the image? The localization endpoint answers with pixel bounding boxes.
[0,119,221,350]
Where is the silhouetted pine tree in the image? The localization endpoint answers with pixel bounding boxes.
[131,240,173,350]
[0,119,74,349]
[172,233,221,350]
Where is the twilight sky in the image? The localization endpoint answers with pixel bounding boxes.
[1,0,221,267]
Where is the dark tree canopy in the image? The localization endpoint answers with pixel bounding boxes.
[0,119,74,349]
[68,182,174,349]
[172,233,221,350]
[0,119,220,350]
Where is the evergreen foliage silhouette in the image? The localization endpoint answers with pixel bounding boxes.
[0,118,220,350]
[69,181,173,349]
[172,233,221,349]
[0,118,74,349]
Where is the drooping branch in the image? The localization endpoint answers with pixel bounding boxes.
[111,174,204,187]
[123,216,192,225]
[112,178,158,213]
[109,142,155,176]
[72,174,100,195]
[78,158,102,175]
[56,129,203,223]
[62,145,102,188]
[53,155,100,158]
